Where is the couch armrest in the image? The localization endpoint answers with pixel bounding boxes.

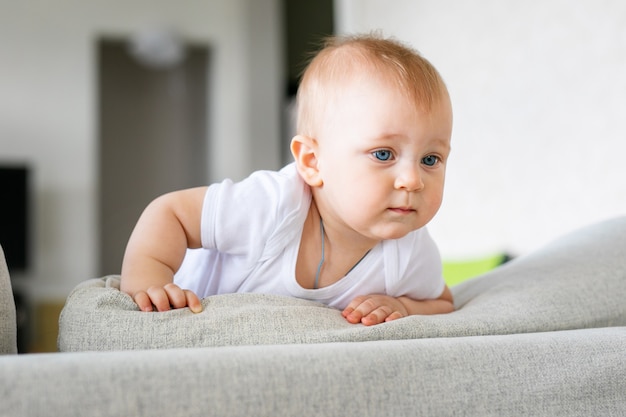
[3,327,626,417]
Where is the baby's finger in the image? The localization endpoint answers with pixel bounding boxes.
[163,283,188,309]
[361,305,394,326]
[342,295,367,320]
[344,308,364,324]
[344,296,382,324]
[133,291,154,312]
[146,286,172,312]
[384,311,404,322]
[344,295,367,311]
[184,290,203,313]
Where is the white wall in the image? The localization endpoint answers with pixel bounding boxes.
[0,0,282,299]
[337,0,626,259]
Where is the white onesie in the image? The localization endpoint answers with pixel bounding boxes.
[174,163,445,310]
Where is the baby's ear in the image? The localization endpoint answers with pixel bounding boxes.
[290,135,323,187]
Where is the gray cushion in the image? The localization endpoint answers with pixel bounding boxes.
[58,216,626,352]
[7,327,626,417]
[0,246,17,355]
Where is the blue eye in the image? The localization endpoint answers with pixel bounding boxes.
[373,149,393,161]
[422,155,439,167]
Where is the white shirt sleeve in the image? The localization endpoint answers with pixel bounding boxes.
[200,164,309,264]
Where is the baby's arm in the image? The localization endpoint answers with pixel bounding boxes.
[342,285,454,326]
[120,187,207,313]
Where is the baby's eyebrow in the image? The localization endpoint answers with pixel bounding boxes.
[366,133,451,153]
[431,137,451,151]
[370,133,405,143]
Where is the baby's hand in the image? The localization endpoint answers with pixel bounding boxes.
[131,283,203,313]
[342,294,408,326]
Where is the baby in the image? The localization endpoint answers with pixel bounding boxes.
[120,33,454,326]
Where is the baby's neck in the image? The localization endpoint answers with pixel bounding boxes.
[295,202,377,289]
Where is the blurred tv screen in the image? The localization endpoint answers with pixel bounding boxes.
[0,165,30,272]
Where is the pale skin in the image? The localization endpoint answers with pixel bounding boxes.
[120,72,455,325]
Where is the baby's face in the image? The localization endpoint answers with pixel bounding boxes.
[313,76,452,244]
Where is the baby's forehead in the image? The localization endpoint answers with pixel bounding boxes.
[315,47,446,106]
[323,70,450,118]
[319,80,452,139]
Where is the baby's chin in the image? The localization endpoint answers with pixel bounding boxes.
[370,223,424,241]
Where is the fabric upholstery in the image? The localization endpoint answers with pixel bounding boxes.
[0,245,17,355]
[58,216,626,351]
[4,328,626,417]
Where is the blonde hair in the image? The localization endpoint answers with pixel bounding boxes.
[296,33,448,137]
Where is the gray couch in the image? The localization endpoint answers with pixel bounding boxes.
[1,217,626,416]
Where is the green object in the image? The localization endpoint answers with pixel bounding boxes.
[443,253,509,286]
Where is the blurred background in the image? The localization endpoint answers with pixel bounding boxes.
[1,0,625,351]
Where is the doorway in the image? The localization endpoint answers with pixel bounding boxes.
[98,38,209,275]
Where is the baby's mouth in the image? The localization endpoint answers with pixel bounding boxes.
[388,207,416,215]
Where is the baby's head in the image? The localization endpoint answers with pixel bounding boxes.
[296,33,450,139]
[292,34,453,242]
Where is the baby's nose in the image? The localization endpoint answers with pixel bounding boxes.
[394,165,424,192]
